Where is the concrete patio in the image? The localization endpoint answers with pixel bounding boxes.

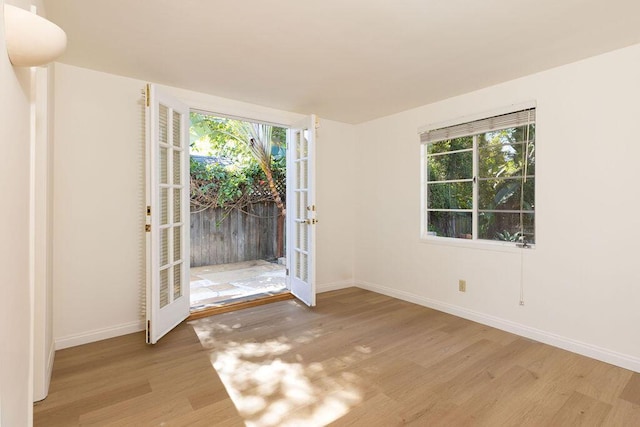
[190,260,287,311]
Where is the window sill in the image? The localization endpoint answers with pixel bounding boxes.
[420,234,535,253]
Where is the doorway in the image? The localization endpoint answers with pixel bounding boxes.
[145,84,317,343]
[188,112,288,312]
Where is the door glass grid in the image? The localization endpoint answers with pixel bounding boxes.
[172,111,181,147]
[173,188,181,222]
[298,253,308,281]
[173,226,181,261]
[300,222,308,252]
[297,160,307,189]
[296,222,303,249]
[173,263,182,299]
[293,128,311,284]
[173,150,181,185]
[160,147,168,184]
[160,227,169,266]
[299,132,308,157]
[160,188,168,225]
[157,105,185,308]
[159,105,168,144]
[160,268,169,308]
[298,192,307,219]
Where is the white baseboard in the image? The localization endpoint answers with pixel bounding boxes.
[51,282,353,350]
[354,280,640,373]
[55,321,145,350]
[318,280,354,293]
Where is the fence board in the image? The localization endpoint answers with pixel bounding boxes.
[190,203,282,267]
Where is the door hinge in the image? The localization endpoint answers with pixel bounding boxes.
[145,224,151,232]
[286,268,289,276]
[146,205,151,216]
[146,320,150,343]
[145,83,151,107]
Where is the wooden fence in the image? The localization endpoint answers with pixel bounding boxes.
[190,203,281,267]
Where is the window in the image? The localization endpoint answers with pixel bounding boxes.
[420,108,535,245]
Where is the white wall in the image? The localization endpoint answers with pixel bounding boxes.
[0,0,46,423]
[53,64,148,348]
[314,119,356,290]
[354,43,640,371]
[52,64,356,348]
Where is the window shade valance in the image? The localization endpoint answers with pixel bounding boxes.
[420,108,536,144]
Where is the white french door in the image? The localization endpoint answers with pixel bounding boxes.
[286,115,317,306]
[145,84,190,344]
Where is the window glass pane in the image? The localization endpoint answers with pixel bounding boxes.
[427,211,472,239]
[427,136,473,154]
[479,125,534,146]
[478,135,535,178]
[478,212,535,243]
[478,178,534,211]
[428,151,473,181]
[427,182,472,210]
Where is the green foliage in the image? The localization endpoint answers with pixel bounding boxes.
[495,229,522,242]
[190,157,285,209]
[189,113,287,211]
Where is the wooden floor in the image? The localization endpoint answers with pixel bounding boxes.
[35,288,640,426]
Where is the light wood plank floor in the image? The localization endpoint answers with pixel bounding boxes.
[35,288,640,426]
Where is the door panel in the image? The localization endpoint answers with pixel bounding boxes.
[287,115,317,306]
[145,84,190,344]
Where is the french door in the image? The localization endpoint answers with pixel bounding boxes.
[145,84,190,344]
[286,115,318,306]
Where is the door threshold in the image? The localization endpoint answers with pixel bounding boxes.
[187,292,294,320]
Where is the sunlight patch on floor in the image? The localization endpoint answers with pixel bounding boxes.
[212,346,362,426]
[192,320,364,426]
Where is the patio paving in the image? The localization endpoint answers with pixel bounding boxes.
[190,260,287,310]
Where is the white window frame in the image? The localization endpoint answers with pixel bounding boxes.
[419,103,536,250]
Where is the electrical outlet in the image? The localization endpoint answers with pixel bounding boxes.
[459,280,466,292]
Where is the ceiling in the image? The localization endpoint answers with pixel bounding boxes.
[43,0,640,124]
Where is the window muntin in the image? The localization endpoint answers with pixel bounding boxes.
[422,109,535,245]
